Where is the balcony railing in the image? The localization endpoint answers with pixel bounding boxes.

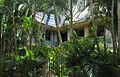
[45,40,58,46]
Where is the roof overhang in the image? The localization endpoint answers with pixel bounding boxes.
[46,19,92,33]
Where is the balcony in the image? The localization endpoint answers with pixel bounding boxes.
[45,40,58,46]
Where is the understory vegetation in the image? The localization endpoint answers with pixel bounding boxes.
[0,0,120,77]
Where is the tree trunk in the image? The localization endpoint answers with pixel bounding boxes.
[90,0,100,53]
[12,0,17,52]
[54,0,62,45]
[118,0,120,57]
[70,0,73,40]
[40,13,45,41]
[0,15,2,53]
[111,0,118,53]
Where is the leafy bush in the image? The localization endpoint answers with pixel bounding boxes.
[0,46,49,77]
[63,37,120,77]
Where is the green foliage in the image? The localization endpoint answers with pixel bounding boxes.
[15,47,35,61]
[62,36,120,77]
[0,45,50,77]
[49,47,67,76]
[0,0,120,77]
[0,0,4,6]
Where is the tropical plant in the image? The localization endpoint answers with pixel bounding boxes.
[63,34,120,77]
[0,44,50,77]
[0,0,120,77]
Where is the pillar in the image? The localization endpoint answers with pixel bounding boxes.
[54,33,57,43]
[84,25,89,37]
[67,29,70,41]
[50,32,54,42]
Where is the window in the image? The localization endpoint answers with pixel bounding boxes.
[61,33,67,42]
[97,26,104,36]
[46,32,50,41]
[75,28,84,37]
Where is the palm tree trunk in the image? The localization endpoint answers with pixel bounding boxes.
[90,0,100,53]
[0,15,3,56]
[70,0,73,39]
[12,0,17,52]
[104,27,107,52]
[118,0,120,56]
[54,14,62,44]
[67,0,73,41]
[111,0,117,53]
[2,15,5,54]
[0,15,2,54]
[40,13,45,41]
[54,0,62,45]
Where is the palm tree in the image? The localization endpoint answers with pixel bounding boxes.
[90,0,100,53]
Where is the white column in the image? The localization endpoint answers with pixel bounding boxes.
[106,29,113,50]
[67,30,70,41]
[84,25,89,37]
[54,33,57,42]
[50,32,54,41]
